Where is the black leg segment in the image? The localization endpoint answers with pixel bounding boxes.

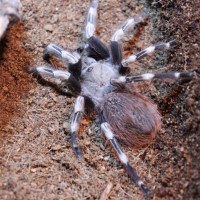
[87,36,110,60]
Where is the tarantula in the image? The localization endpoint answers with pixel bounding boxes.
[0,0,21,40]
[29,0,195,197]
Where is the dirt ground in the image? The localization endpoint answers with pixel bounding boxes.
[0,0,199,199]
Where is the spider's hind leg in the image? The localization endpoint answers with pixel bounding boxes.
[100,114,153,198]
[85,0,109,60]
[111,71,196,85]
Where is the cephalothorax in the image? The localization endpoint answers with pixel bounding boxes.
[29,0,195,197]
[0,0,21,40]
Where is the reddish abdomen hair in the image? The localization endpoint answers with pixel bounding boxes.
[102,90,161,148]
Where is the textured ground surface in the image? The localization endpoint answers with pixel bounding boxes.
[0,0,199,199]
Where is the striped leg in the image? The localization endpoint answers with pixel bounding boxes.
[111,10,147,42]
[43,44,82,79]
[111,71,196,85]
[85,0,98,39]
[85,0,109,60]
[70,96,85,159]
[110,11,147,70]
[29,66,81,94]
[100,118,152,197]
[44,43,80,64]
[29,66,71,79]
[122,40,176,65]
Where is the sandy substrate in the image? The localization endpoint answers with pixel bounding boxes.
[0,0,199,199]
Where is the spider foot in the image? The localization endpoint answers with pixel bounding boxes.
[71,132,82,159]
[140,184,153,198]
[126,163,153,198]
[72,145,82,159]
[70,96,85,159]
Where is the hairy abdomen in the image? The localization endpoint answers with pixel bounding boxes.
[102,91,161,148]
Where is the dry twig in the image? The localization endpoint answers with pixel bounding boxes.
[100,182,113,200]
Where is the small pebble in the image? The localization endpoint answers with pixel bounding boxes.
[44,24,53,32]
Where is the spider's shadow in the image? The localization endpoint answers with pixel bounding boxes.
[123,21,148,56]
[156,78,195,113]
[31,73,74,97]
[0,38,8,59]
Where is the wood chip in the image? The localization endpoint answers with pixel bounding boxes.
[99,182,113,200]
[52,144,62,151]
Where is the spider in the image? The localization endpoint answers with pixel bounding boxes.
[29,0,196,197]
[0,0,21,40]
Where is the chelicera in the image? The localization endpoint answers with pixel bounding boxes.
[29,0,195,197]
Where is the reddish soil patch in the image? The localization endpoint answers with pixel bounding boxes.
[0,22,34,139]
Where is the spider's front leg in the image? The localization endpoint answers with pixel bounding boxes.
[110,11,147,71]
[70,96,85,159]
[28,66,81,95]
[122,40,176,65]
[100,115,152,198]
[43,44,82,79]
[85,0,109,60]
[44,44,80,64]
